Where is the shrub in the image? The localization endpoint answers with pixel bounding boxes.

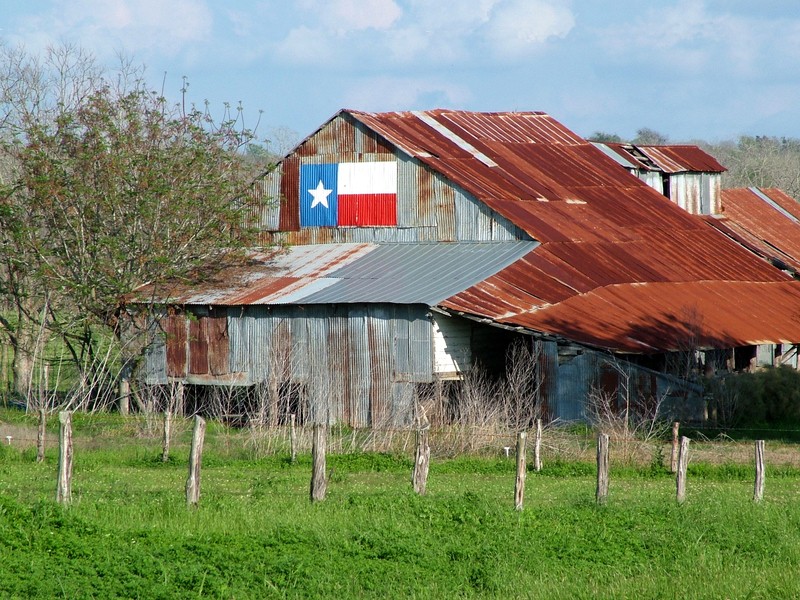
[706,366,800,426]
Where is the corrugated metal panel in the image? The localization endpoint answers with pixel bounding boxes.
[707,188,800,274]
[278,156,301,231]
[390,381,415,426]
[134,241,537,307]
[212,303,422,426]
[306,306,330,423]
[188,316,209,375]
[251,169,281,231]
[553,352,592,421]
[637,145,727,174]
[592,143,639,169]
[326,308,348,423]
[164,313,187,377]
[142,333,167,384]
[207,312,229,376]
[302,241,536,305]
[367,306,393,426]
[347,306,371,426]
[470,280,800,353]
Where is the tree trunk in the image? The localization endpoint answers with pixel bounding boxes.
[12,298,48,407]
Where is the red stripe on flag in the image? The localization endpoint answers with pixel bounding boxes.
[338,194,397,226]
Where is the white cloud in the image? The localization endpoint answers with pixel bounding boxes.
[482,0,574,58]
[10,0,213,60]
[273,0,574,69]
[274,25,337,65]
[599,1,772,77]
[294,0,401,33]
[326,0,402,31]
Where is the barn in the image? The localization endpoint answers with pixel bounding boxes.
[133,109,800,426]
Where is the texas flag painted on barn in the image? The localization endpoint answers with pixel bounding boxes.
[300,162,397,227]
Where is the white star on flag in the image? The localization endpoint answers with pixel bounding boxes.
[308,180,332,209]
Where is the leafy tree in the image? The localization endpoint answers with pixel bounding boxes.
[587,131,623,143]
[0,43,265,410]
[633,127,669,145]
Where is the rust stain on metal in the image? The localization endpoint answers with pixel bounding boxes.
[279,156,300,231]
[149,108,800,357]
[164,312,187,377]
[189,316,209,375]
[636,145,726,174]
[708,188,800,273]
[207,311,230,376]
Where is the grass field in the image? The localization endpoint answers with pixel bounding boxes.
[2,410,800,598]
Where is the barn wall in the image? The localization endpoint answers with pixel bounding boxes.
[144,303,433,426]
[668,172,721,215]
[252,114,530,245]
[141,306,708,426]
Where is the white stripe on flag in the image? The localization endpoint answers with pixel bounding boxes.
[337,162,397,195]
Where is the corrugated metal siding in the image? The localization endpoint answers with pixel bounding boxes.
[669,173,719,215]
[537,340,558,420]
[142,333,167,384]
[637,145,726,174]
[207,312,229,376]
[165,313,187,377]
[258,112,531,244]
[640,171,664,194]
[188,317,209,375]
[169,303,432,426]
[554,352,593,421]
[708,188,800,274]
[367,306,393,426]
[347,307,371,426]
[251,169,281,231]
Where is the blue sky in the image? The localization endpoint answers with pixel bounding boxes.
[2,0,800,151]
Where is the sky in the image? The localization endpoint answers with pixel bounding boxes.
[2,0,800,152]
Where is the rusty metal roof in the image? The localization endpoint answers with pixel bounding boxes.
[598,142,726,174]
[134,241,537,307]
[705,187,800,274]
[143,109,800,354]
[635,145,726,173]
[341,109,800,352]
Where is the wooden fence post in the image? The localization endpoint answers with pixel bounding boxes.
[670,421,680,473]
[596,433,609,504]
[185,416,206,508]
[290,414,297,464]
[36,408,46,463]
[515,431,527,511]
[412,426,431,495]
[533,418,543,472]
[56,411,73,504]
[162,410,172,463]
[754,440,765,503]
[310,423,327,502]
[676,436,690,503]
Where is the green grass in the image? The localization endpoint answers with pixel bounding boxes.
[2,412,800,598]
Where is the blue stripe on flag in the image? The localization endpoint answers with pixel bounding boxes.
[300,163,338,227]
